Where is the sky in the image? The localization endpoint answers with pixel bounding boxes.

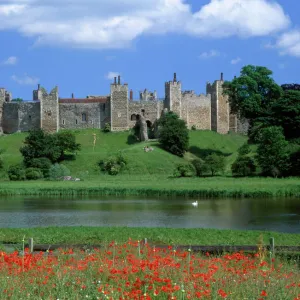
[0,0,299,100]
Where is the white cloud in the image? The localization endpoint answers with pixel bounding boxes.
[11,74,39,85]
[105,72,120,80]
[2,56,18,65]
[0,0,291,49]
[199,50,220,59]
[230,57,241,64]
[275,30,300,57]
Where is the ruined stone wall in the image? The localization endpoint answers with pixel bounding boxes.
[181,92,211,130]
[59,103,106,129]
[165,81,182,118]
[229,114,238,132]
[110,83,128,131]
[128,100,161,128]
[0,88,5,133]
[216,81,229,134]
[40,87,59,133]
[237,117,249,135]
[207,82,217,132]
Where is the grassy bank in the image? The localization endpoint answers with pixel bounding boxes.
[0,176,299,198]
[0,227,299,246]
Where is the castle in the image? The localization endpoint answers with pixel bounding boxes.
[0,73,247,135]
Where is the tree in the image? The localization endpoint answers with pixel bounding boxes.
[205,154,225,176]
[54,131,81,159]
[256,126,290,177]
[232,156,256,177]
[158,112,189,157]
[223,65,283,122]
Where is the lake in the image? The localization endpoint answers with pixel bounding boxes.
[0,196,299,233]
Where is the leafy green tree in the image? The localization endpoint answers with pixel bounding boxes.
[237,143,251,156]
[11,98,23,102]
[270,90,300,140]
[49,163,70,180]
[205,154,225,176]
[7,164,26,181]
[192,159,207,177]
[54,131,81,159]
[27,157,52,178]
[158,112,189,157]
[232,156,256,177]
[25,168,43,180]
[256,126,290,177]
[289,150,300,176]
[173,163,195,178]
[223,65,282,122]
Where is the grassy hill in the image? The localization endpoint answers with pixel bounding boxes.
[0,129,247,179]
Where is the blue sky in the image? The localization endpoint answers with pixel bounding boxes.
[0,0,299,100]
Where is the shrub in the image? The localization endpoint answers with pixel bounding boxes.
[49,163,70,180]
[7,164,26,181]
[205,154,225,176]
[191,125,196,131]
[158,112,189,157]
[192,159,207,177]
[232,156,256,177]
[173,163,195,178]
[25,167,44,180]
[26,157,52,177]
[0,157,3,170]
[99,152,127,175]
[237,143,251,156]
[103,123,111,133]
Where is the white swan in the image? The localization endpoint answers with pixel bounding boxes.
[192,201,198,207]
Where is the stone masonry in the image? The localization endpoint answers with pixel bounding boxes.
[0,72,246,135]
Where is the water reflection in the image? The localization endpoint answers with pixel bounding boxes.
[0,196,299,232]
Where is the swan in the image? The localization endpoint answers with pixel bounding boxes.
[192,201,198,207]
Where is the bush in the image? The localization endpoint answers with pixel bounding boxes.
[103,123,111,133]
[191,125,196,131]
[25,167,44,180]
[49,163,70,180]
[173,163,195,178]
[0,157,3,170]
[26,157,52,177]
[231,156,256,177]
[205,154,225,176]
[99,152,127,175]
[7,164,26,181]
[158,112,189,157]
[192,159,207,177]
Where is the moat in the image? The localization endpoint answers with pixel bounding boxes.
[0,196,299,233]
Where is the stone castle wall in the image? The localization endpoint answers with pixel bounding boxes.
[0,88,5,133]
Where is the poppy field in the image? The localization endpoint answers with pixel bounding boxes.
[0,240,299,300]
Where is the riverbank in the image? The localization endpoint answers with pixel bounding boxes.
[0,227,299,246]
[0,176,299,197]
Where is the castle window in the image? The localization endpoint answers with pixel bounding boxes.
[76,119,78,124]
[141,109,145,116]
[82,113,87,122]
[28,115,31,121]
[102,104,105,112]
[62,119,65,125]
[131,114,137,121]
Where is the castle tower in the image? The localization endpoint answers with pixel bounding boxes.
[40,86,59,133]
[110,76,129,131]
[206,73,229,134]
[164,73,182,117]
[33,84,43,101]
[0,88,6,133]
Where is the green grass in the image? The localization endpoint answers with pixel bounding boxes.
[0,129,299,198]
[0,227,299,246]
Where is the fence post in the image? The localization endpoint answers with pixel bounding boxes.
[269,237,275,258]
[28,238,34,253]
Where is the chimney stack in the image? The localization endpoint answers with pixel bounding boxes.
[71,93,74,99]
[130,89,133,101]
[38,84,40,90]
[220,72,224,81]
[118,75,121,85]
[173,72,177,82]
[114,77,117,85]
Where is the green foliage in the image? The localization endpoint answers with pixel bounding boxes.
[191,125,196,131]
[205,154,225,176]
[223,65,282,121]
[27,157,52,178]
[7,164,26,181]
[256,126,290,177]
[173,163,195,178]
[288,150,300,176]
[237,143,251,156]
[158,112,189,157]
[232,156,256,177]
[99,152,127,176]
[102,123,111,133]
[191,159,207,177]
[0,157,3,170]
[20,129,81,164]
[49,163,70,181]
[11,98,23,102]
[25,167,44,180]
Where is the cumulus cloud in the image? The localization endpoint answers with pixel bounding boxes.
[105,72,120,80]
[0,0,291,49]
[199,50,220,59]
[230,57,241,64]
[275,30,300,57]
[11,74,39,85]
[2,56,18,65]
